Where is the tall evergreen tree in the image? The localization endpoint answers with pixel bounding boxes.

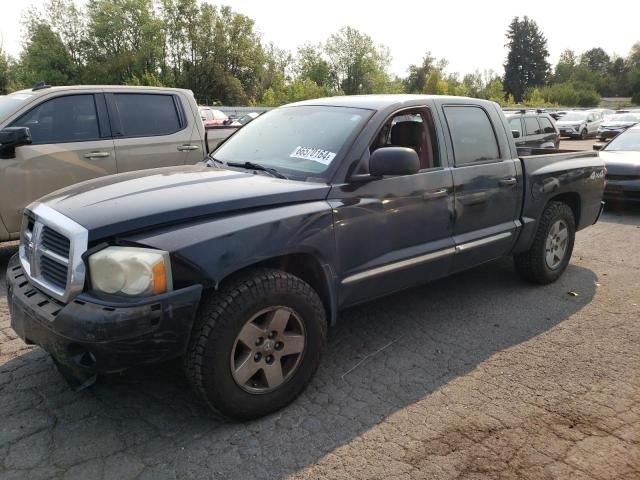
[503,16,550,102]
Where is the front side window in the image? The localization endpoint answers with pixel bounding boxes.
[370,109,439,170]
[443,106,500,165]
[113,94,182,137]
[11,94,99,144]
[214,105,372,179]
[524,117,542,135]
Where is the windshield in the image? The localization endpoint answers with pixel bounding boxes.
[560,112,586,122]
[0,93,35,119]
[214,106,372,179]
[606,114,640,123]
[605,129,640,151]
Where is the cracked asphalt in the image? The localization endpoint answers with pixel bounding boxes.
[1,206,638,480]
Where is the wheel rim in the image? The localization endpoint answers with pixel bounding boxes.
[230,306,306,394]
[581,129,587,139]
[545,219,569,270]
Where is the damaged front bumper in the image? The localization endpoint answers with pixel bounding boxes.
[6,254,202,389]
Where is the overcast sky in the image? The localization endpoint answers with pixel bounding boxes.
[1,0,638,78]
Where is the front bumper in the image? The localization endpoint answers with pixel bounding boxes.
[6,254,202,386]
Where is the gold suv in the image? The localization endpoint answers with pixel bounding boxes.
[0,85,206,242]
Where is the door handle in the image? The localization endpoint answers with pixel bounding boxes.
[177,144,200,151]
[83,151,110,159]
[499,176,517,187]
[423,188,448,201]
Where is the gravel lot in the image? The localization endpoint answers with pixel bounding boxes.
[1,205,639,480]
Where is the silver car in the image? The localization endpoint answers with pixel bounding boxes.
[556,111,602,139]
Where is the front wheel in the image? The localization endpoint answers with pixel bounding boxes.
[514,202,576,284]
[580,128,588,140]
[185,269,326,420]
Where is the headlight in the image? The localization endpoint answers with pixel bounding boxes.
[89,247,173,296]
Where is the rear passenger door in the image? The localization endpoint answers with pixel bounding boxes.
[439,103,522,272]
[105,92,201,173]
[1,93,116,235]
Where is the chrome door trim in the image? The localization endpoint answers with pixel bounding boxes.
[340,231,513,285]
[342,247,456,285]
[454,231,512,253]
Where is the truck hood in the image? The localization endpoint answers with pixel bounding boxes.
[601,121,637,128]
[39,165,331,240]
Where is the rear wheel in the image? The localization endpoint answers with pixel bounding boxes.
[185,269,326,420]
[514,202,576,284]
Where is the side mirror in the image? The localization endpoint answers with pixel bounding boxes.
[587,119,593,123]
[592,143,604,151]
[370,147,420,177]
[512,130,521,138]
[0,127,32,159]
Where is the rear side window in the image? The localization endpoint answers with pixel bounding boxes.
[11,94,99,144]
[524,117,542,135]
[443,106,500,165]
[509,117,523,136]
[539,117,556,134]
[113,94,182,137]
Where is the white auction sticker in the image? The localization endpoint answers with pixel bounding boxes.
[290,146,336,165]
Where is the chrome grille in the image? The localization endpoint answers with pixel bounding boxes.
[40,255,68,289]
[19,203,88,303]
[41,226,71,258]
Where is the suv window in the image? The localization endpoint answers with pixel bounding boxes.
[524,117,542,135]
[443,106,500,165]
[538,117,556,134]
[113,94,182,137]
[11,94,100,144]
[509,117,523,136]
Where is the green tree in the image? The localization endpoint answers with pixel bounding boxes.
[0,46,10,94]
[325,26,390,95]
[85,0,164,84]
[295,44,333,87]
[503,16,550,102]
[20,20,76,85]
[580,47,610,75]
[554,49,577,83]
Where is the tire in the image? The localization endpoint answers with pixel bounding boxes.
[514,202,576,284]
[185,268,326,420]
[580,128,587,140]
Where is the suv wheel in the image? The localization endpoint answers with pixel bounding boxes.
[514,201,576,284]
[580,128,588,140]
[185,269,326,420]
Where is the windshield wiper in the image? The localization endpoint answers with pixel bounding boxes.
[226,161,287,179]
[204,155,224,168]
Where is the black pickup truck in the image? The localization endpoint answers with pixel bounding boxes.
[7,95,605,419]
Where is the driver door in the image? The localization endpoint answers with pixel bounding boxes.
[0,93,116,235]
[329,107,455,307]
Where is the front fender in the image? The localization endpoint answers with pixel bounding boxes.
[124,201,337,291]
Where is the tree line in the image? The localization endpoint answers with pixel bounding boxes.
[1,1,639,107]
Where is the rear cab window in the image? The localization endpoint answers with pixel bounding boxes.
[443,106,501,165]
[111,93,184,138]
